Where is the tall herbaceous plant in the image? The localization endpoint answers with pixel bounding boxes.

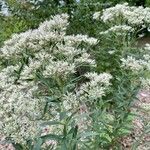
[93,3,150,91]
[0,14,112,149]
[0,3,150,150]
[93,2,150,149]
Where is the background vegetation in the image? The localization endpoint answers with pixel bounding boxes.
[0,0,150,149]
[0,0,150,46]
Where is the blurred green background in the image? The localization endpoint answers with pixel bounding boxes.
[0,0,150,46]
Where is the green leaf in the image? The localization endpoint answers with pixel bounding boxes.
[73,125,78,138]
[41,134,63,141]
[60,111,67,121]
[78,132,99,138]
[46,96,60,103]
[60,141,67,150]
[12,143,24,150]
[66,111,77,123]
[33,138,43,150]
[43,101,48,114]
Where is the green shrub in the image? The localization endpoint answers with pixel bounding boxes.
[0,2,150,150]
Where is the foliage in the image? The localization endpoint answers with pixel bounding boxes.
[0,14,111,149]
[92,4,150,148]
[0,0,108,46]
[0,0,149,46]
[0,1,150,150]
[0,0,63,46]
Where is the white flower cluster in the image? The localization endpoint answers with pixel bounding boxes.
[0,14,97,58]
[121,56,145,72]
[18,0,44,5]
[121,54,150,72]
[0,13,109,145]
[43,60,76,78]
[100,25,134,35]
[93,12,101,20]
[61,73,112,123]
[0,14,69,57]
[95,3,150,27]
[0,65,19,89]
[94,3,150,37]
[121,43,150,73]
[0,79,45,144]
[62,72,112,110]
[78,72,112,101]
[140,78,150,90]
[62,92,79,111]
[61,72,112,134]
[121,44,150,90]
[0,14,97,79]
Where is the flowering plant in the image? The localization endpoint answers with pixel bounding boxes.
[92,3,150,149]
[0,14,113,149]
[94,3,150,47]
[0,3,150,150]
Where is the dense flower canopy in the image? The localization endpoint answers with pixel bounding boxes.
[0,3,150,149]
[94,3,150,26]
[0,14,112,145]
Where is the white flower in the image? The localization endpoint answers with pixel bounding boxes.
[108,50,115,54]
[43,60,75,77]
[138,33,145,38]
[78,72,112,100]
[121,54,150,72]
[53,44,81,58]
[93,12,101,20]
[0,65,19,89]
[141,103,150,111]
[85,72,112,86]
[75,53,96,67]
[38,13,69,33]
[0,13,106,146]
[20,58,42,79]
[62,92,79,111]
[0,14,69,58]
[0,82,45,144]
[148,27,150,32]
[99,3,150,28]
[121,56,144,71]
[100,25,134,35]
[140,78,150,90]
[64,34,98,46]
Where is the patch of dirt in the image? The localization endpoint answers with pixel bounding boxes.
[137,36,150,47]
[121,90,150,150]
[0,138,14,150]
